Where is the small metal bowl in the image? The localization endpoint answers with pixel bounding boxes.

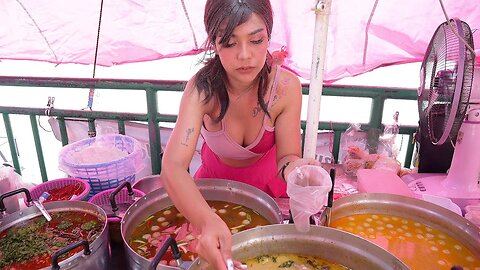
[131,174,163,195]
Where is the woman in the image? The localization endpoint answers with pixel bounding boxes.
[161,0,319,268]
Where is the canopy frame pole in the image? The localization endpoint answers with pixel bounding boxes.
[303,0,333,160]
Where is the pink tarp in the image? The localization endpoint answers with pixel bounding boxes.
[0,0,479,82]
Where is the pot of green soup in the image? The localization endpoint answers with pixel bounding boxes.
[0,188,110,270]
[121,178,283,270]
[151,224,410,270]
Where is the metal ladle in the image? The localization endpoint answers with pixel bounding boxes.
[0,187,51,221]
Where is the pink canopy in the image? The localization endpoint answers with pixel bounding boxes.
[1,0,479,82]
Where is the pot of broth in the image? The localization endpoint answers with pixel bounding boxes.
[0,188,110,270]
[330,193,480,270]
[121,178,283,270]
[184,224,409,270]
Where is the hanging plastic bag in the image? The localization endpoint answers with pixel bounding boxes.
[0,165,21,214]
[340,123,368,176]
[287,165,332,232]
[378,111,400,159]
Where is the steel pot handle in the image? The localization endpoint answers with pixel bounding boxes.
[109,181,135,213]
[0,187,32,214]
[51,240,91,270]
[149,236,184,270]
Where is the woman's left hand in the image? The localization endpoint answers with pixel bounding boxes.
[283,158,321,179]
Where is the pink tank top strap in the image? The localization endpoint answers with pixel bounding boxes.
[263,65,281,128]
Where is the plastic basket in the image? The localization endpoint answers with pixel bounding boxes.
[29,177,90,202]
[58,134,145,198]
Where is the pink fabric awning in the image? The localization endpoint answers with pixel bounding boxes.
[1,0,479,82]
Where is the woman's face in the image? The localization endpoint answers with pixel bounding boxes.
[214,13,269,85]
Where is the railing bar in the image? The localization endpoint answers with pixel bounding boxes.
[118,120,126,135]
[58,117,69,146]
[0,76,186,91]
[0,106,178,124]
[2,113,21,174]
[88,119,96,137]
[301,127,306,154]
[332,130,342,164]
[30,115,48,182]
[146,88,162,174]
[404,133,416,168]
[303,85,417,100]
[0,77,422,180]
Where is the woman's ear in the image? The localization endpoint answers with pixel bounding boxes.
[212,43,218,54]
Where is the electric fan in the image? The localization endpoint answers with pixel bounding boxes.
[408,18,480,200]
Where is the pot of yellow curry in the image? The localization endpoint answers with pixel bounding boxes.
[120,178,283,270]
[330,193,480,270]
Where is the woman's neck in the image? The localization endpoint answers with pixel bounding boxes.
[227,79,258,101]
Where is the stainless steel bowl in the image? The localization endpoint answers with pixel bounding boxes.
[132,174,163,195]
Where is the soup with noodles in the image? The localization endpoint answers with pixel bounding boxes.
[241,254,349,270]
[0,211,103,270]
[128,201,271,265]
[331,213,480,270]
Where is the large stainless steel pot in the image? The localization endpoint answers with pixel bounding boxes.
[155,224,409,270]
[0,192,110,270]
[121,178,283,270]
[330,193,480,267]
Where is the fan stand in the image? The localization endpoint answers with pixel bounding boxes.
[409,108,480,200]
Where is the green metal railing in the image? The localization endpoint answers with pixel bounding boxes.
[0,76,418,182]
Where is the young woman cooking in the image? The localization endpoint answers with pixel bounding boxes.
[160,0,320,268]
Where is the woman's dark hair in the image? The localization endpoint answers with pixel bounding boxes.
[196,0,273,122]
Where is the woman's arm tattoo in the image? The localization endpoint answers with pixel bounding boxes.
[181,128,194,147]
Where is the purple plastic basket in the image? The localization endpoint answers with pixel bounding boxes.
[88,187,145,223]
[29,177,90,202]
[58,134,145,199]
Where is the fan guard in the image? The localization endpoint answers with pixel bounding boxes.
[417,18,475,145]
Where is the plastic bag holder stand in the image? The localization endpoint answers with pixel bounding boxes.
[287,168,336,227]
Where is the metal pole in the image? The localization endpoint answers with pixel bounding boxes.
[303,0,333,159]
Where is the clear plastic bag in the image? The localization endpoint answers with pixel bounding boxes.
[378,111,400,159]
[340,123,368,176]
[0,165,21,213]
[340,120,403,177]
[286,165,332,232]
[465,204,480,228]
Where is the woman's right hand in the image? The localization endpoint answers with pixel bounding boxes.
[194,212,233,270]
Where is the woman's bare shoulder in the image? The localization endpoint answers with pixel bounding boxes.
[182,75,216,114]
[275,66,302,97]
[277,66,301,84]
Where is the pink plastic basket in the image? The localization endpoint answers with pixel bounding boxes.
[29,177,90,202]
[88,187,145,223]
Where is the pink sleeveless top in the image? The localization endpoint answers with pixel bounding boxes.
[200,67,280,160]
[195,67,288,198]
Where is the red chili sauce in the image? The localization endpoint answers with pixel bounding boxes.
[45,183,85,202]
